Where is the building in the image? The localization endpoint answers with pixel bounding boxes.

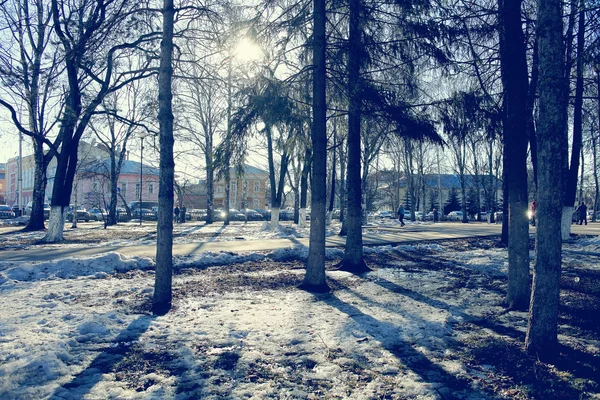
[78,159,160,210]
[0,163,6,204]
[4,154,36,208]
[5,142,159,211]
[179,165,269,210]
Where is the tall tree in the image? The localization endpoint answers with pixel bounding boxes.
[0,0,61,231]
[302,0,329,292]
[525,0,567,360]
[153,0,175,316]
[498,0,531,310]
[44,0,158,242]
[337,0,369,273]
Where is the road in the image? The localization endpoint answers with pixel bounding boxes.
[1,222,599,262]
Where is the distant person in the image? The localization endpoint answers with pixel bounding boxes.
[174,206,180,223]
[576,201,587,225]
[181,205,187,223]
[530,201,536,226]
[397,204,405,227]
[433,208,439,223]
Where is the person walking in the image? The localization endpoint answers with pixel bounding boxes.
[577,201,587,225]
[174,205,180,223]
[433,208,439,223]
[181,205,187,223]
[398,204,406,227]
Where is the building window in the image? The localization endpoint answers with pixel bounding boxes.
[121,182,127,200]
[254,180,260,192]
[231,181,237,193]
[148,182,154,194]
[135,183,141,198]
[253,199,260,209]
[216,185,223,194]
[92,179,99,192]
[243,180,248,189]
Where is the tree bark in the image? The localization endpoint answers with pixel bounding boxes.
[337,0,369,273]
[525,0,567,360]
[152,0,175,315]
[303,0,329,292]
[499,0,531,310]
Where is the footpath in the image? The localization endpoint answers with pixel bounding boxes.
[0,223,505,262]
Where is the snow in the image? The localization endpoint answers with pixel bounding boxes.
[0,221,598,398]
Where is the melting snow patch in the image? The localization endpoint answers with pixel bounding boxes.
[1,253,154,283]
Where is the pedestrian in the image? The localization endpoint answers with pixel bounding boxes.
[181,205,187,223]
[397,204,405,227]
[577,201,587,225]
[174,205,180,223]
[530,201,536,226]
[433,208,439,223]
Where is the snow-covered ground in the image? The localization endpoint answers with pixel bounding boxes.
[0,223,599,399]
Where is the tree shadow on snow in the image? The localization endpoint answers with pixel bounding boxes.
[320,294,487,399]
[49,315,155,399]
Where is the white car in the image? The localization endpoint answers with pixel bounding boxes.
[378,211,393,219]
[447,211,468,221]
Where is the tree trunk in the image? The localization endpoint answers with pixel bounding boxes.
[525,0,567,360]
[152,0,175,315]
[303,0,329,292]
[25,140,49,231]
[337,0,369,273]
[499,0,531,309]
[299,148,311,229]
[562,0,585,239]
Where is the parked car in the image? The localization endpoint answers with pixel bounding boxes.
[254,209,272,220]
[132,208,157,221]
[12,204,23,216]
[190,209,208,221]
[88,208,107,221]
[447,211,468,222]
[116,207,130,222]
[21,202,50,219]
[378,210,393,219]
[243,208,264,221]
[67,206,91,222]
[279,209,295,221]
[228,209,246,221]
[0,204,15,219]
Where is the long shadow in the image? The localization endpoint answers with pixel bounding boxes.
[50,315,155,399]
[370,276,525,341]
[321,294,489,399]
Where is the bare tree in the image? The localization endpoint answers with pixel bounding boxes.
[44,0,159,242]
[153,0,175,316]
[525,0,568,360]
[0,0,62,231]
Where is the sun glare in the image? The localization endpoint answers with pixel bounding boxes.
[233,37,263,63]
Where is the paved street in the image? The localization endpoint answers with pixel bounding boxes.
[1,222,599,262]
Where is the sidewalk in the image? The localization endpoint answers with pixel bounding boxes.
[0,223,505,262]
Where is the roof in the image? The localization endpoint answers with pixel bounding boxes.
[84,159,160,176]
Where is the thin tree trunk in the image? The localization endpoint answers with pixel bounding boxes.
[337,0,369,273]
[499,0,531,309]
[152,0,175,315]
[303,0,329,292]
[525,0,567,360]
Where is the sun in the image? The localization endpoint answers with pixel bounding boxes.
[233,37,263,63]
